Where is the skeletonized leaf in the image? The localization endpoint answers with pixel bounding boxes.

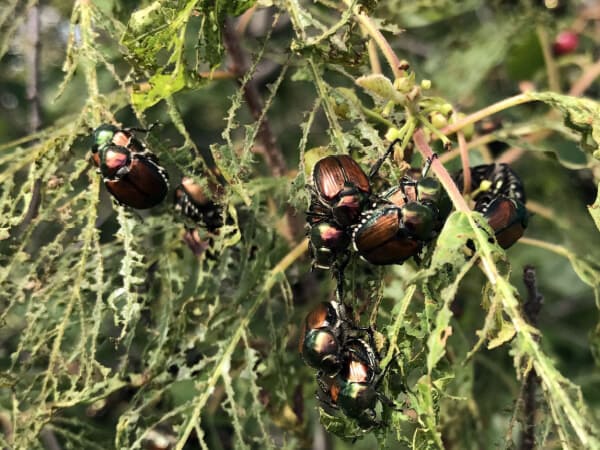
[356,74,406,104]
[529,91,600,156]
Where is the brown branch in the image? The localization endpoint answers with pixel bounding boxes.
[14,4,42,238]
[520,266,544,450]
[0,412,13,447]
[221,17,304,242]
[569,58,600,97]
[40,427,62,450]
[222,18,287,178]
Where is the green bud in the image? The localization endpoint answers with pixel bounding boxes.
[430,112,448,129]
[385,127,402,141]
[439,103,454,117]
[394,76,413,93]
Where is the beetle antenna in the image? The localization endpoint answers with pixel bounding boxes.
[374,352,400,388]
[126,122,159,134]
[369,138,402,180]
[422,153,438,178]
[334,267,345,303]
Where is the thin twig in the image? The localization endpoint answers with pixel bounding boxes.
[235,4,257,35]
[537,26,560,93]
[523,266,543,328]
[198,70,236,80]
[413,129,470,213]
[352,10,404,79]
[365,35,382,74]
[569,59,600,96]
[40,427,62,450]
[14,4,42,237]
[457,130,471,195]
[222,18,287,177]
[520,266,544,450]
[222,17,304,241]
[0,412,13,447]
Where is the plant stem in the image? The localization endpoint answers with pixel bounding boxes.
[413,129,470,213]
[457,130,471,195]
[518,237,571,258]
[569,58,600,96]
[441,94,533,136]
[222,19,287,178]
[222,17,303,240]
[361,105,394,128]
[366,37,382,74]
[14,4,41,237]
[520,266,543,450]
[348,5,403,79]
[198,70,236,80]
[174,238,309,450]
[537,26,560,93]
[308,58,346,152]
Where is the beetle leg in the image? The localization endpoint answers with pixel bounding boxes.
[376,391,403,411]
[399,175,418,203]
[373,351,403,389]
[317,395,339,411]
[368,138,402,180]
[332,256,349,302]
[316,374,331,393]
[125,122,158,134]
[305,210,329,221]
[422,153,438,178]
[115,166,130,179]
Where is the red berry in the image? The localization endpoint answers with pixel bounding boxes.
[553,31,579,56]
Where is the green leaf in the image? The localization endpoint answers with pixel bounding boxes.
[356,74,406,104]
[426,304,452,373]
[319,408,366,440]
[425,211,504,289]
[487,321,515,350]
[122,1,198,111]
[197,0,257,67]
[529,91,600,155]
[131,71,187,112]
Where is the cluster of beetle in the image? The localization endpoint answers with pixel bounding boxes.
[90,124,223,230]
[89,123,529,430]
[299,140,529,429]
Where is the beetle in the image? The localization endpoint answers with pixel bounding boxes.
[305,155,371,272]
[352,205,422,265]
[306,138,406,229]
[317,338,395,429]
[91,124,169,209]
[299,297,377,376]
[478,195,528,249]
[299,301,348,376]
[308,221,351,271]
[381,155,452,234]
[174,177,223,232]
[454,163,526,204]
[305,139,407,271]
[308,155,372,228]
[454,163,528,249]
[352,155,451,266]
